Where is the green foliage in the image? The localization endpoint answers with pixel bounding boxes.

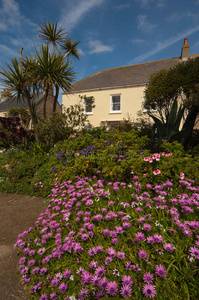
[148,98,195,146]
[35,113,73,146]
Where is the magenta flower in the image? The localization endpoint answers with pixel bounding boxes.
[142,223,152,231]
[138,250,147,259]
[40,293,48,300]
[63,269,71,278]
[99,277,108,289]
[50,292,57,299]
[189,246,199,259]
[120,284,132,298]
[117,251,125,259]
[121,275,133,286]
[58,282,68,293]
[155,264,167,277]
[143,272,154,283]
[163,243,174,252]
[153,169,161,175]
[142,283,156,298]
[106,281,118,296]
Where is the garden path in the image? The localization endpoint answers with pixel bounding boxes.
[0,192,46,300]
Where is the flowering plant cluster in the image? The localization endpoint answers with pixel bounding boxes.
[15,174,199,299]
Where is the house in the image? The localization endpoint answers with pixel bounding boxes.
[0,89,61,121]
[62,38,199,128]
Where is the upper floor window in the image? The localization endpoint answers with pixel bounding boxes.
[110,94,121,113]
[85,97,93,114]
[80,95,95,115]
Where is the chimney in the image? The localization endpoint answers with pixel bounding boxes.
[181,38,189,61]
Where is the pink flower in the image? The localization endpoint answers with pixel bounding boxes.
[180,172,185,179]
[153,169,161,175]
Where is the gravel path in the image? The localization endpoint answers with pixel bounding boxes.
[0,192,46,300]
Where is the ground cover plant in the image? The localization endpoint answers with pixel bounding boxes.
[14,151,199,299]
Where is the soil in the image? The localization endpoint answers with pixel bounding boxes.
[0,192,47,300]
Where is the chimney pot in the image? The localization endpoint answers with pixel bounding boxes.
[184,38,188,45]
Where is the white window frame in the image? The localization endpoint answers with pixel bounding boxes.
[110,94,121,113]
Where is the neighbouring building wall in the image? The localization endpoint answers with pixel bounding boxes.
[62,85,145,127]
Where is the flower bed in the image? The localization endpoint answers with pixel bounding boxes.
[15,174,199,299]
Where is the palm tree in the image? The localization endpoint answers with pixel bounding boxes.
[0,57,37,127]
[38,21,80,112]
[32,44,75,118]
[38,21,65,56]
[38,21,80,60]
[0,56,40,141]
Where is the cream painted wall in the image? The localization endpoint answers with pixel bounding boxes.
[0,111,8,117]
[62,85,145,127]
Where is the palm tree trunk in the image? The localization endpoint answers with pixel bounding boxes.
[26,96,40,142]
[53,85,59,112]
[43,85,49,119]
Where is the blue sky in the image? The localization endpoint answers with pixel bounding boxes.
[0,0,199,102]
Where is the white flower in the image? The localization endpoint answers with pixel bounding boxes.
[70,275,74,281]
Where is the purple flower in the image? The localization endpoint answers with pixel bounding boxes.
[189,246,199,259]
[142,223,152,231]
[138,250,147,260]
[95,266,106,277]
[143,272,154,283]
[31,267,40,274]
[106,281,118,296]
[105,256,113,264]
[135,232,145,241]
[59,282,67,293]
[120,284,132,298]
[155,264,167,277]
[117,251,125,259]
[27,259,35,266]
[39,293,48,300]
[51,278,59,287]
[79,288,89,298]
[99,277,108,289]
[81,271,93,285]
[63,269,71,278]
[142,283,156,298]
[121,275,133,286]
[92,276,101,286]
[38,247,46,255]
[163,243,174,252]
[50,292,57,299]
[40,267,47,274]
[106,247,116,257]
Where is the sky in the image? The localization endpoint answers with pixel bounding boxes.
[0,0,199,103]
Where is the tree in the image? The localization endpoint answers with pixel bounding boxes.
[143,57,199,146]
[0,21,79,139]
[38,21,80,112]
[29,44,75,119]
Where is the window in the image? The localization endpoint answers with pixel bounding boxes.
[84,96,94,114]
[110,95,121,113]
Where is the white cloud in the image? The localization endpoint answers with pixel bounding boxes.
[0,43,17,58]
[59,0,106,30]
[115,3,131,10]
[136,0,165,8]
[131,39,146,44]
[137,15,156,32]
[0,0,35,32]
[129,25,199,64]
[88,40,113,54]
[167,11,198,23]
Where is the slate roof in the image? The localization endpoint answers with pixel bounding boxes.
[0,93,44,111]
[67,54,199,93]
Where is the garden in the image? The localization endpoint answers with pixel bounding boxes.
[0,20,199,300]
[0,125,199,299]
